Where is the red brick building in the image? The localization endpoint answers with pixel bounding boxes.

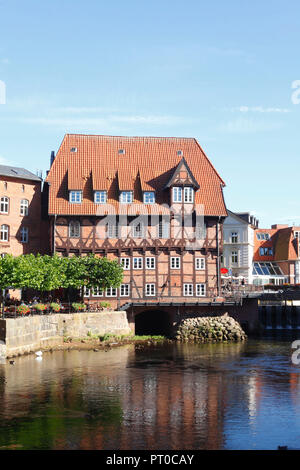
[45,134,227,309]
[0,165,44,257]
[253,224,300,285]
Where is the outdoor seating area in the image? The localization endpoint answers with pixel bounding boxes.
[1,298,112,318]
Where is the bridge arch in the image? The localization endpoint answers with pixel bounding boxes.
[134,308,173,337]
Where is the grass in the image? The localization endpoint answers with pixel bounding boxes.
[98,333,166,342]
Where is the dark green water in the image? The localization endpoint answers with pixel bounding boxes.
[0,336,300,450]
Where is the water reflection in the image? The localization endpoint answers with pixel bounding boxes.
[0,339,300,450]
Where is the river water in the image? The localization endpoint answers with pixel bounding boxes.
[0,336,300,450]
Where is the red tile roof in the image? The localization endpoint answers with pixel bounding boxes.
[46,134,227,216]
[254,226,300,261]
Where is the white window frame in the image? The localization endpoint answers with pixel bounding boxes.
[120,257,130,270]
[20,227,28,243]
[146,257,155,269]
[92,286,103,297]
[183,187,194,203]
[94,191,107,204]
[133,257,143,269]
[0,196,9,214]
[0,224,9,242]
[69,191,82,203]
[69,221,80,238]
[143,192,155,204]
[157,219,170,239]
[20,199,29,216]
[196,283,206,297]
[172,187,182,203]
[106,287,117,297]
[83,286,90,297]
[231,232,238,243]
[195,257,205,270]
[132,222,144,238]
[231,250,238,264]
[183,283,193,296]
[120,284,130,297]
[120,191,133,204]
[107,223,118,238]
[170,256,180,269]
[145,283,156,296]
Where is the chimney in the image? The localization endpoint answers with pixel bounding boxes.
[50,151,55,167]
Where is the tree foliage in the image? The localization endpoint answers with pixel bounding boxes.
[0,254,123,293]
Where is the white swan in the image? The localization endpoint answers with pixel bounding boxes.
[35,351,43,356]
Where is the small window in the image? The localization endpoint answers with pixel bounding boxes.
[145,283,155,296]
[106,287,117,297]
[143,192,155,204]
[120,258,130,270]
[4,182,7,190]
[70,147,77,153]
[120,191,133,204]
[0,224,9,242]
[132,222,144,238]
[20,227,28,243]
[157,219,170,238]
[177,150,183,156]
[20,199,29,216]
[120,284,130,297]
[133,257,143,269]
[170,256,180,269]
[231,232,238,243]
[183,284,193,296]
[184,187,194,203]
[231,250,238,264]
[83,286,90,297]
[94,191,107,204]
[146,257,155,269]
[172,187,182,203]
[118,149,125,154]
[196,283,206,297]
[22,185,25,193]
[69,221,80,238]
[0,197,9,214]
[92,286,103,297]
[107,223,118,238]
[69,191,82,203]
[195,258,205,270]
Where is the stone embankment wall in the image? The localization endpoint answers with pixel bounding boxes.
[175,314,247,342]
[0,311,131,358]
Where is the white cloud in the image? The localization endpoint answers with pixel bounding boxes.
[232,106,291,114]
[220,117,282,134]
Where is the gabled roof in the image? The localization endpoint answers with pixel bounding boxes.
[0,164,42,182]
[46,134,227,216]
[164,157,200,189]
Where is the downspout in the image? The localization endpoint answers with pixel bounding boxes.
[53,214,57,255]
[216,217,221,297]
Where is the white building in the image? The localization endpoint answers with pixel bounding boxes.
[221,211,259,284]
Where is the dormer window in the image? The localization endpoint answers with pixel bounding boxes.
[172,187,182,203]
[70,147,77,153]
[69,190,82,203]
[120,191,133,203]
[184,187,194,203]
[94,190,107,204]
[143,191,155,204]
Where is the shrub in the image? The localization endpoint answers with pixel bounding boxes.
[100,301,111,309]
[34,303,47,312]
[50,302,61,312]
[72,302,86,312]
[17,305,30,315]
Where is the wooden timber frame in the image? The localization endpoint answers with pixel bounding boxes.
[50,214,225,305]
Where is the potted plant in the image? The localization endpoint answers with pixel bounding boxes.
[17,305,30,315]
[50,302,61,312]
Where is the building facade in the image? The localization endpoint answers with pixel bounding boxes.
[45,134,227,309]
[0,165,44,257]
[221,211,258,284]
[253,224,300,285]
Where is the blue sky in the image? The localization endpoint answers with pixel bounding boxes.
[0,0,299,227]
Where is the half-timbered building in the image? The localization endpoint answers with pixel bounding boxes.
[45,134,227,312]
